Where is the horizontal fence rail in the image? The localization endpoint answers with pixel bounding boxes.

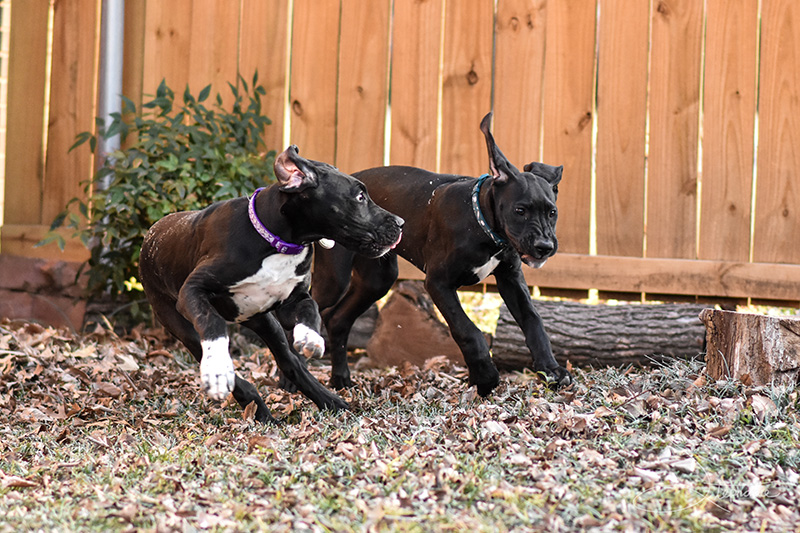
[2,0,800,304]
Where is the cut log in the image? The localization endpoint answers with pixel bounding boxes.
[700,309,800,387]
[365,281,463,368]
[493,301,707,369]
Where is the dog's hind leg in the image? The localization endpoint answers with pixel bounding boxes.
[149,296,277,423]
[322,253,399,389]
[242,313,349,412]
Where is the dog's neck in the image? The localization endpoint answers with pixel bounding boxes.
[250,186,308,253]
[472,175,507,247]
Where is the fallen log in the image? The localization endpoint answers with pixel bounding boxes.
[493,301,706,369]
[700,308,800,387]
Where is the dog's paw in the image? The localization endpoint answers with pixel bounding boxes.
[330,372,354,390]
[317,393,350,412]
[470,361,501,397]
[538,365,573,390]
[292,324,324,358]
[200,338,235,400]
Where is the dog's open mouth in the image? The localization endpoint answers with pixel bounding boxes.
[521,254,548,269]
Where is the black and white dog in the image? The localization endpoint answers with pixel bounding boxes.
[139,145,403,423]
[313,113,572,396]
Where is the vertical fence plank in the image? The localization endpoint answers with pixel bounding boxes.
[646,0,704,259]
[187,0,240,99]
[289,0,340,163]
[699,0,757,262]
[440,0,494,176]
[122,1,146,112]
[239,0,289,154]
[753,0,800,264]
[142,0,193,98]
[389,0,443,170]
[42,0,98,223]
[336,0,390,173]
[595,0,649,258]
[541,0,596,255]
[3,0,49,226]
[494,0,547,166]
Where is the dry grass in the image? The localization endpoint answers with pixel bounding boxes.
[1,319,799,532]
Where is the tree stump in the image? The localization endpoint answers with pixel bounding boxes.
[700,308,800,387]
[493,301,706,369]
[365,281,463,368]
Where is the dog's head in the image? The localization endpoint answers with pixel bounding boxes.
[479,113,562,269]
[274,146,403,258]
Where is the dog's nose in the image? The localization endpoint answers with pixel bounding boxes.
[393,215,405,228]
[534,239,554,257]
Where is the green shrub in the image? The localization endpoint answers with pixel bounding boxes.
[40,74,277,324]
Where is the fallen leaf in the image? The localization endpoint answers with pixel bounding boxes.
[750,394,777,423]
[2,475,38,488]
[671,457,697,474]
[242,400,257,421]
[95,382,122,398]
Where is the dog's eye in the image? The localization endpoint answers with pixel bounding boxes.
[356,191,366,203]
[549,209,557,218]
[515,207,525,216]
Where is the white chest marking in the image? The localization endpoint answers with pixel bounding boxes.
[472,255,501,282]
[229,249,309,321]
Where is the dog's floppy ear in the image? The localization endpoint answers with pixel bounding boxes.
[480,112,519,183]
[274,145,319,192]
[524,161,562,194]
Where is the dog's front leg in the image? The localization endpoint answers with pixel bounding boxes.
[424,275,501,396]
[243,312,349,412]
[274,290,325,360]
[176,273,235,400]
[493,262,572,388]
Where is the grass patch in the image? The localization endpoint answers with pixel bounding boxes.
[1,320,798,531]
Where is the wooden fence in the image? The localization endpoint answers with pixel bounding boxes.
[3,0,800,304]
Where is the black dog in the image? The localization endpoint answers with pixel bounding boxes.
[139,145,404,423]
[313,113,572,396]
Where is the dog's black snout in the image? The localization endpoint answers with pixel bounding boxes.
[534,239,554,257]
[393,215,405,229]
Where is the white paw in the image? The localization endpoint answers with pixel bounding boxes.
[293,324,324,358]
[200,337,235,400]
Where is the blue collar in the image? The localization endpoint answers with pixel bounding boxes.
[471,175,508,248]
[248,187,306,255]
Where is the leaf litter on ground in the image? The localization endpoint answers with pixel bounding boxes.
[0,318,798,532]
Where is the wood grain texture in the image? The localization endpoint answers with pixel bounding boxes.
[396,253,800,302]
[239,0,290,154]
[289,0,340,163]
[122,0,146,112]
[495,301,706,369]
[42,0,98,223]
[701,309,800,386]
[646,0,704,259]
[753,0,800,264]
[187,0,240,100]
[142,0,193,98]
[440,0,494,176]
[336,0,391,174]
[3,0,50,226]
[699,0,757,262]
[595,0,649,257]
[389,0,443,170]
[493,0,547,166]
[541,0,596,255]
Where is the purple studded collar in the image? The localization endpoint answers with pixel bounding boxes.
[248,187,306,255]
